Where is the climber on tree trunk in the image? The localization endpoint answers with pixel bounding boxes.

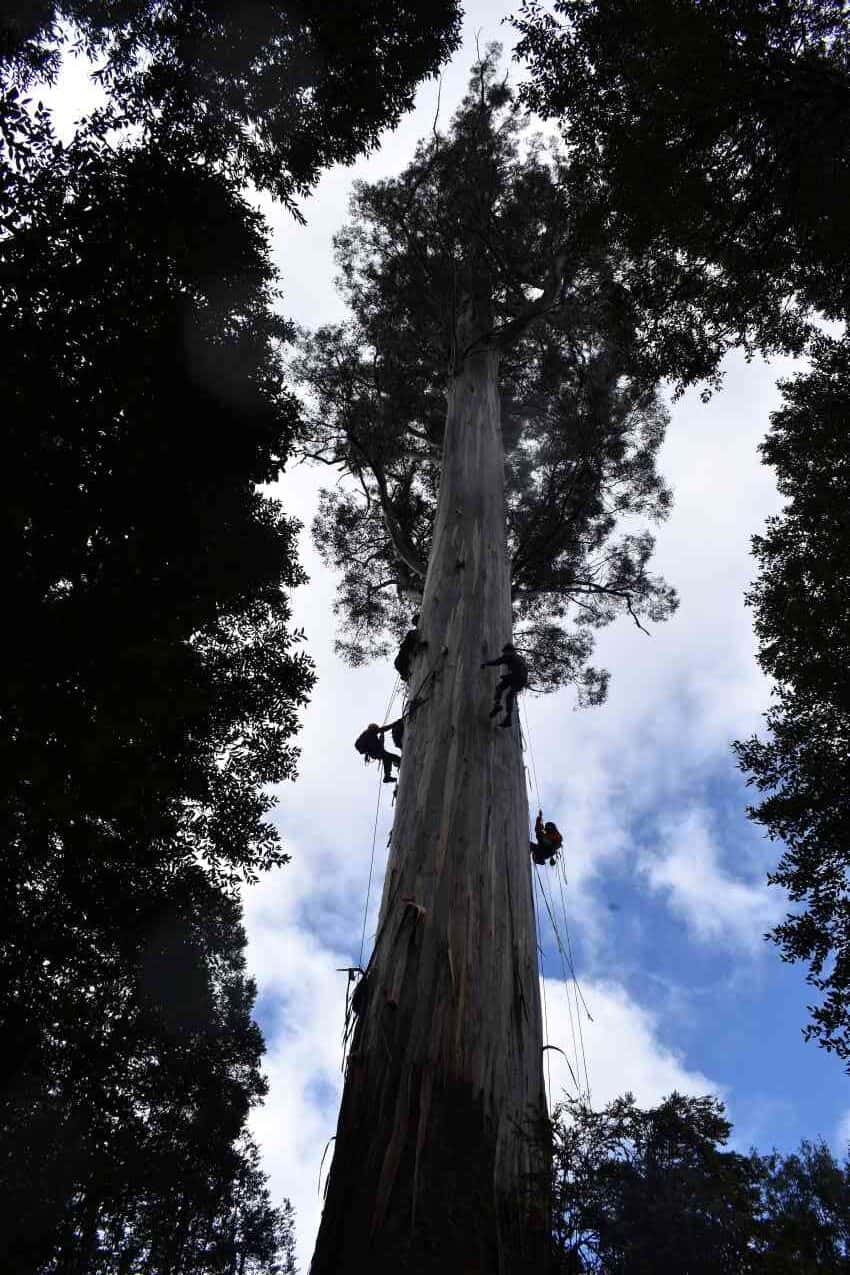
[530,810,563,866]
[481,642,528,727]
[393,613,428,683]
[354,721,402,783]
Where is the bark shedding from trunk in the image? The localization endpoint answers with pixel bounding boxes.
[311,344,549,1274]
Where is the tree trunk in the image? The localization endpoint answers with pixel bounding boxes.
[310,342,549,1274]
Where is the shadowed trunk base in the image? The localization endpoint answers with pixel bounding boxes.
[311,1075,550,1274]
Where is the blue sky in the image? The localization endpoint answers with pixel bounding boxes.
[49,4,850,1267]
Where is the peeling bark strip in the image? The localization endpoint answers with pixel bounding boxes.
[311,343,550,1274]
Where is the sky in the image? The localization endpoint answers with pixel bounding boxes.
[48,4,850,1269]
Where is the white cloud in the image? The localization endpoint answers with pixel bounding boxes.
[542,976,720,1113]
[835,1108,850,1155]
[638,808,782,950]
[244,872,351,1269]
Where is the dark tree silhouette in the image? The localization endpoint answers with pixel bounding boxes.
[0,123,311,1272]
[513,0,850,1076]
[734,336,850,1064]
[2,6,466,1267]
[514,0,850,379]
[757,1139,850,1271]
[1,0,462,207]
[550,1091,850,1272]
[3,870,297,1274]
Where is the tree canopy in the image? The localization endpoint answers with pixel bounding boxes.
[734,335,850,1064]
[295,54,677,700]
[1,0,462,207]
[2,129,314,888]
[2,2,471,1265]
[514,0,850,1074]
[2,866,297,1274]
[514,0,850,380]
[0,115,312,1270]
[552,1091,850,1272]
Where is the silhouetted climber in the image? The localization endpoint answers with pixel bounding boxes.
[481,642,528,727]
[394,613,428,682]
[355,721,401,783]
[530,810,563,866]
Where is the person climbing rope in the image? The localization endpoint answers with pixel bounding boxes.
[530,809,563,866]
[394,613,428,683]
[354,721,401,783]
[481,642,528,727]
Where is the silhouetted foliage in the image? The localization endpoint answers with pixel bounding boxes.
[512,0,850,1080]
[2,871,297,1274]
[0,85,313,1275]
[1,0,462,208]
[2,130,313,887]
[757,1139,850,1271]
[734,336,850,1064]
[2,3,467,1268]
[551,1092,850,1271]
[295,53,677,699]
[552,1093,761,1273]
[514,0,850,381]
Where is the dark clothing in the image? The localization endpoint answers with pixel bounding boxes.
[394,627,423,682]
[391,718,404,751]
[482,649,528,725]
[355,724,383,757]
[494,675,519,725]
[530,812,563,865]
[354,724,400,782]
[530,842,552,866]
[482,650,528,688]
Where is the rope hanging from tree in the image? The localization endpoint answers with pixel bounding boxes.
[521,696,593,1104]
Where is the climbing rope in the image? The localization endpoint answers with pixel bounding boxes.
[534,864,553,1109]
[520,696,542,813]
[537,867,585,1100]
[555,854,592,1102]
[356,763,383,978]
[521,693,593,1104]
[356,676,400,972]
[556,851,594,1023]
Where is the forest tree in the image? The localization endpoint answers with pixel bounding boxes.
[300,55,676,1273]
[0,4,462,1269]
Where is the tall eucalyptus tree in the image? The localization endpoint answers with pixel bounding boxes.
[299,54,677,1274]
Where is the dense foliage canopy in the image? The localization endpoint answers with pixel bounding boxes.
[734,336,850,1063]
[513,0,850,1070]
[514,0,850,378]
[296,55,677,699]
[553,1092,850,1271]
[1,2,466,1267]
[2,0,462,207]
[0,119,311,1271]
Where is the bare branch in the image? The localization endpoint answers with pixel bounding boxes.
[512,576,652,634]
[432,75,443,142]
[490,251,569,351]
[347,432,427,580]
[296,448,347,468]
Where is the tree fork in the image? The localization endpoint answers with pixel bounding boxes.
[311,341,550,1273]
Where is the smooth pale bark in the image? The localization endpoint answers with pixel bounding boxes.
[310,344,548,1274]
